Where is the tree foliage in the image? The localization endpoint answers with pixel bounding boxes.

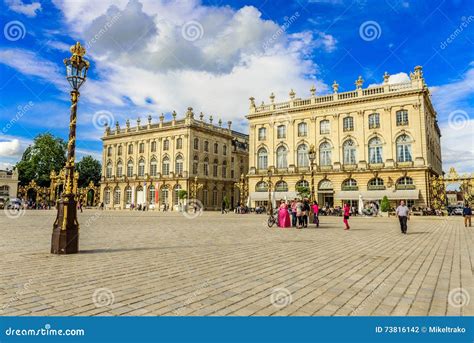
[296,186,310,199]
[16,134,67,187]
[76,155,102,188]
[380,195,390,212]
[177,190,188,200]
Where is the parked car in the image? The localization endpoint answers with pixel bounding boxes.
[448,206,463,215]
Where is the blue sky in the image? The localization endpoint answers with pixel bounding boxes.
[0,0,473,172]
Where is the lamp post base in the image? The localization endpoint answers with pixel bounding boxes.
[51,196,79,254]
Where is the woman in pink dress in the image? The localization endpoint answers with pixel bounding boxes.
[278,200,291,228]
[343,203,351,230]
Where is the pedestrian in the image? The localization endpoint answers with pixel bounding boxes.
[311,201,319,227]
[396,200,410,234]
[278,200,291,228]
[463,203,472,227]
[291,199,297,227]
[296,199,304,228]
[221,199,227,214]
[303,198,310,228]
[343,202,350,230]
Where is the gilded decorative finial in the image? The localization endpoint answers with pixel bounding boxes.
[355,75,364,89]
[70,42,86,57]
[289,89,296,99]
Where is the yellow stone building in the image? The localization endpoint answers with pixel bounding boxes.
[246,66,442,209]
[100,108,248,210]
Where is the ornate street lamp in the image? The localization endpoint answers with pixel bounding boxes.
[267,169,272,214]
[51,42,89,254]
[308,145,316,202]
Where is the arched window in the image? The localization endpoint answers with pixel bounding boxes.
[127,160,134,177]
[116,160,123,177]
[202,188,208,206]
[160,186,169,205]
[343,116,354,131]
[319,142,332,166]
[125,186,132,205]
[175,155,183,174]
[113,187,121,205]
[117,145,122,155]
[368,137,383,164]
[194,138,199,150]
[176,138,183,149]
[296,180,309,189]
[276,146,288,169]
[162,156,170,175]
[277,125,286,139]
[275,180,288,192]
[193,156,198,174]
[149,186,155,204]
[203,157,209,176]
[369,113,380,129]
[222,160,227,178]
[138,158,145,177]
[297,144,309,167]
[257,148,268,170]
[368,177,384,190]
[318,179,333,190]
[343,139,356,165]
[256,181,268,192]
[342,178,358,190]
[320,120,330,134]
[150,158,157,176]
[396,134,412,162]
[163,139,169,150]
[213,159,218,177]
[258,127,266,140]
[214,143,218,154]
[396,176,414,189]
[298,122,308,137]
[106,161,112,178]
[104,187,111,204]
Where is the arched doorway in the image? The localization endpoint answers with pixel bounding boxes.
[27,188,37,207]
[160,185,170,210]
[318,179,334,207]
[136,185,145,206]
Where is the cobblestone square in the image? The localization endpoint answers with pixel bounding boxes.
[0,210,472,316]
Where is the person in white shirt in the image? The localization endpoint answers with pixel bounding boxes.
[396,200,410,234]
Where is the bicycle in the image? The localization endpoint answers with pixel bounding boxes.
[267,209,278,228]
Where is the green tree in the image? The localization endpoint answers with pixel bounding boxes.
[16,133,67,187]
[76,155,102,188]
[296,186,310,199]
[380,195,390,212]
[178,190,187,201]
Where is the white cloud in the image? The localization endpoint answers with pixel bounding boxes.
[0,48,66,89]
[48,0,328,132]
[5,0,41,17]
[368,72,410,87]
[0,139,22,157]
[439,120,474,173]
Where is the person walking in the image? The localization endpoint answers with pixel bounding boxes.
[396,200,410,234]
[278,200,291,228]
[291,199,297,227]
[303,199,310,228]
[221,199,227,214]
[296,199,303,229]
[311,201,319,227]
[463,203,472,227]
[343,202,350,230]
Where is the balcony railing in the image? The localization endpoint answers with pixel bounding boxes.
[396,184,416,190]
[342,185,359,191]
[367,185,386,190]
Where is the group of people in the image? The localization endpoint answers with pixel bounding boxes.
[277,199,321,229]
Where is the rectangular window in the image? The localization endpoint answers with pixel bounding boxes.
[368,114,380,129]
[277,125,286,139]
[298,123,307,137]
[396,110,409,126]
[320,120,330,134]
[343,117,354,132]
[258,128,266,140]
[151,141,156,152]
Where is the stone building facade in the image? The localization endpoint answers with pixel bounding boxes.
[100,108,248,210]
[246,66,442,208]
[0,169,19,202]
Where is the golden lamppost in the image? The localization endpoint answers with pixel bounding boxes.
[51,42,89,254]
[267,169,272,214]
[308,145,316,202]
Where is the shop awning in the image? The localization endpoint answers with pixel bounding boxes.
[334,189,419,201]
[249,191,299,201]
